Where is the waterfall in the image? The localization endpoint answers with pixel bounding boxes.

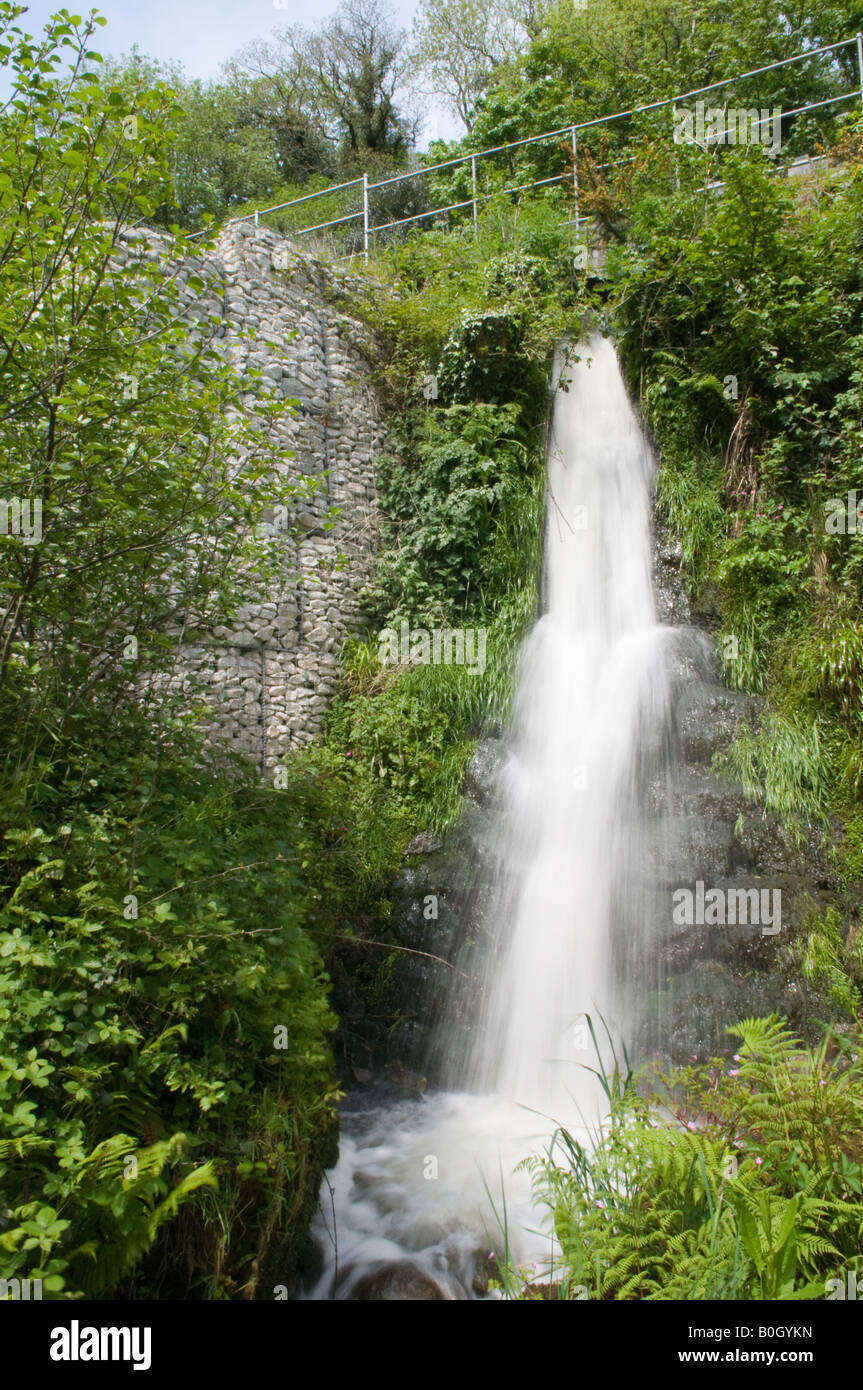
[307,334,680,1299]
[458,334,675,1121]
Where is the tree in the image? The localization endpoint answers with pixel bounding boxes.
[93,51,328,228]
[0,2,335,1300]
[232,0,420,171]
[0,5,301,756]
[455,0,855,180]
[217,69,333,187]
[409,0,538,131]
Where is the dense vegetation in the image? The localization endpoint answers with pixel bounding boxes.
[514,1016,863,1300]
[3,0,863,1301]
[602,128,863,1022]
[0,5,339,1299]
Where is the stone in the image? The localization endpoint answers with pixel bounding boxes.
[135,220,383,767]
[347,1261,449,1301]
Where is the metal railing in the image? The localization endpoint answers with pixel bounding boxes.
[199,33,863,258]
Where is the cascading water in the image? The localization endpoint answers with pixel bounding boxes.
[458,334,676,1121]
[307,334,681,1300]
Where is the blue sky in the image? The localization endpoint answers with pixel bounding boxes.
[8,0,461,143]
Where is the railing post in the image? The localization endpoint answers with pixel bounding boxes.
[362,173,369,261]
[857,32,863,110]
[471,155,478,233]
[254,210,259,227]
[571,126,579,224]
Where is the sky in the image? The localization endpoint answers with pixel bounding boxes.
[7,0,463,144]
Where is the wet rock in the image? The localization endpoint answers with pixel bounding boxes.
[348,1261,449,1300]
[469,1247,492,1297]
[675,683,755,765]
[405,831,445,856]
[653,529,691,627]
[463,736,504,805]
[734,810,837,887]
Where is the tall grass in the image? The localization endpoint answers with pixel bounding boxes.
[713,712,831,826]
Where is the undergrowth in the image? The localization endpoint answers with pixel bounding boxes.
[506,1016,863,1300]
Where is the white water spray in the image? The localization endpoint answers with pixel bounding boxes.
[461,335,674,1121]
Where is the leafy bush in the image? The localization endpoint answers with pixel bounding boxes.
[0,732,338,1299]
[437,308,532,404]
[606,128,863,903]
[371,403,537,624]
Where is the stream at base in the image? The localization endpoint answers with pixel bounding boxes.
[307,1093,591,1300]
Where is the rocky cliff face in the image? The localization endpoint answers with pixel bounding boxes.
[649,524,843,1057]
